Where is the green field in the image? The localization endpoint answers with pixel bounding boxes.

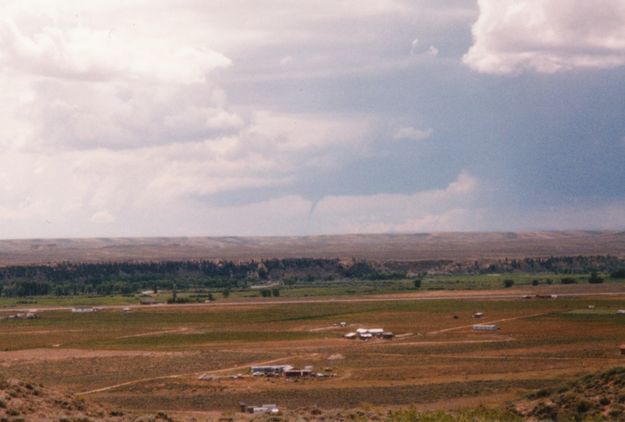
[0,272,620,309]
[3,284,625,419]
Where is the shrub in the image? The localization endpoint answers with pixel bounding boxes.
[503,279,514,288]
[560,277,577,284]
[576,399,592,413]
[528,388,551,399]
[588,271,604,284]
[611,269,625,279]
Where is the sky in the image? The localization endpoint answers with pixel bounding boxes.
[1,0,625,238]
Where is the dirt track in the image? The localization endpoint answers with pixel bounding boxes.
[77,355,306,395]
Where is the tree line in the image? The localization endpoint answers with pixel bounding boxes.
[0,258,405,297]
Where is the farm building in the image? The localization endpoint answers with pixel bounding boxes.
[285,368,313,378]
[250,365,293,376]
[2,312,39,320]
[355,328,384,336]
[473,312,484,318]
[348,327,392,340]
[620,345,625,355]
[617,310,625,315]
[239,403,279,414]
[472,324,498,331]
[71,307,95,313]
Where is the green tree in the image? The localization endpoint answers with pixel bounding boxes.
[589,271,603,284]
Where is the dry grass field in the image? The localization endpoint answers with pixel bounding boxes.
[3,284,625,419]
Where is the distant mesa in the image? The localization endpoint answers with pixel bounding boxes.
[0,230,624,266]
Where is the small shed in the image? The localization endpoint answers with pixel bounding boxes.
[72,307,95,313]
[620,344,625,355]
[616,310,625,315]
[382,332,394,339]
[344,332,357,339]
[368,328,384,336]
[358,332,373,340]
[472,324,498,331]
[240,403,279,414]
[473,312,484,319]
[285,369,313,378]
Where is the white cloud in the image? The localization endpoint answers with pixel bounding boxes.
[279,55,294,66]
[0,13,230,83]
[90,210,114,224]
[410,38,419,55]
[393,126,433,141]
[0,1,492,238]
[310,171,480,233]
[427,46,439,57]
[464,0,625,74]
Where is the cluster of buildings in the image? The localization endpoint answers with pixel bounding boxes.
[344,327,394,340]
[1,310,39,320]
[250,364,330,378]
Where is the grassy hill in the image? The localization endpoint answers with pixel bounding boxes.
[514,367,625,421]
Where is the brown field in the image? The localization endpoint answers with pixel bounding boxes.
[1,230,625,265]
[3,284,625,419]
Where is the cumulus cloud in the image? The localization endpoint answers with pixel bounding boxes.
[393,126,433,141]
[310,171,480,233]
[0,13,230,83]
[464,0,625,74]
[90,210,114,224]
[0,1,515,238]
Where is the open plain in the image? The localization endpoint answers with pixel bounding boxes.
[3,282,625,419]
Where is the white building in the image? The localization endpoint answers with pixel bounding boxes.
[472,324,498,331]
